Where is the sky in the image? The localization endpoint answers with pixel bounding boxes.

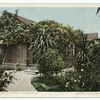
[0,7,100,36]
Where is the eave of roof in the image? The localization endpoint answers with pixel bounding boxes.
[7,12,35,25]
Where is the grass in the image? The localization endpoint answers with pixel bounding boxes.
[31,76,64,91]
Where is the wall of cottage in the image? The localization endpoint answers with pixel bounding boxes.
[4,44,27,65]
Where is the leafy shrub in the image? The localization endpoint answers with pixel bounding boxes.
[38,49,64,76]
[0,67,14,91]
[58,71,82,91]
[55,39,100,91]
[71,39,100,91]
[52,70,87,91]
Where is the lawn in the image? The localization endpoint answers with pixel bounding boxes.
[31,76,64,91]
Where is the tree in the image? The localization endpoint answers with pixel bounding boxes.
[30,20,82,63]
[30,24,56,62]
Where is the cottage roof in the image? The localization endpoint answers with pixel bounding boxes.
[10,13,35,25]
[86,33,98,40]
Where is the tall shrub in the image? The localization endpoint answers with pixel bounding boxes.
[38,49,64,76]
[0,67,13,91]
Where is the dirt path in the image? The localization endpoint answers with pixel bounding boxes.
[7,70,37,91]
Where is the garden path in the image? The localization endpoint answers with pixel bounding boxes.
[7,69,38,91]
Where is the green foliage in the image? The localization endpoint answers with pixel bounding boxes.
[30,20,62,61]
[0,10,32,45]
[30,23,56,61]
[52,71,81,91]
[0,67,13,91]
[56,35,100,91]
[0,51,14,91]
[30,20,83,86]
[38,49,64,76]
[30,20,82,59]
[71,36,95,91]
[31,76,64,91]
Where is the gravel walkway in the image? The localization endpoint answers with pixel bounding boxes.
[7,69,38,91]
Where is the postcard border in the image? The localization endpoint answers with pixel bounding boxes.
[0,3,100,97]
